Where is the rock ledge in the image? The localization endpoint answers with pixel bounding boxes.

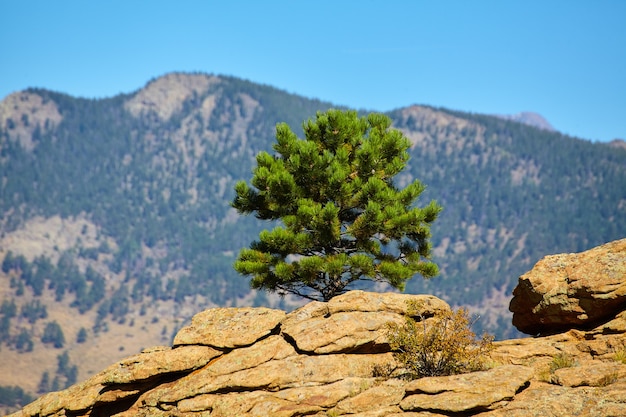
[10,240,626,417]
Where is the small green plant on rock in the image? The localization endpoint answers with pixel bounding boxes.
[612,348,626,364]
[540,352,577,384]
[549,352,576,373]
[386,301,494,379]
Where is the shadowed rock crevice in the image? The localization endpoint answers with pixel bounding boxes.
[279,330,308,356]
[88,394,142,417]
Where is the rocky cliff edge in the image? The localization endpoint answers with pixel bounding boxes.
[10,239,626,417]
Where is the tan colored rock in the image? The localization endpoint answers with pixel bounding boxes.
[588,310,626,335]
[198,335,296,377]
[268,377,375,409]
[479,381,626,417]
[9,277,626,417]
[281,291,451,354]
[553,361,626,387]
[183,391,322,417]
[490,334,570,364]
[386,413,448,417]
[173,306,286,348]
[574,333,626,359]
[327,290,451,316]
[13,344,218,416]
[150,352,395,405]
[510,238,626,335]
[490,330,608,364]
[16,382,103,417]
[330,379,405,415]
[401,365,533,413]
[177,378,371,416]
[345,407,406,416]
[98,344,220,384]
[282,309,404,354]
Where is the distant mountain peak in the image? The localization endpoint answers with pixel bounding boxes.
[0,91,63,151]
[125,72,220,120]
[494,111,555,132]
[608,138,626,150]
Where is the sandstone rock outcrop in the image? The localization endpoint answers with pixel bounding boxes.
[510,238,626,335]
[9,240,626,416]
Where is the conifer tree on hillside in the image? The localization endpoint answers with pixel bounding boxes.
[232,109,442,301]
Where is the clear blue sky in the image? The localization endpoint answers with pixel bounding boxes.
[1,1,625,142]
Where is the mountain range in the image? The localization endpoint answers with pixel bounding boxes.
[1,72,625,408]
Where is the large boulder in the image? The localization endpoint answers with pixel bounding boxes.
[509,238,626,335]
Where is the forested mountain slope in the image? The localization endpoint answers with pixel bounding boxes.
[390,106,625,328]
[1,72,624,409]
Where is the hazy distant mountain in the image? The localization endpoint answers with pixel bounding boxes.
[493,111,555,131]
[609,138,626,150]
[1,72,625,410]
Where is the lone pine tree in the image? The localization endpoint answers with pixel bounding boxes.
[232,109,442,301]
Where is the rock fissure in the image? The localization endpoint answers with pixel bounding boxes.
[279,330,309,356]
[91,393,145,417]
[515,379,531,395]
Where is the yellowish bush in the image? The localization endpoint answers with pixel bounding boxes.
[386,301,494,379]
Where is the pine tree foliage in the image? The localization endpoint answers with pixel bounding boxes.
[232,109,442,301]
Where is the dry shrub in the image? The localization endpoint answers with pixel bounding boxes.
[371,361,396,379]
[387,301,494,379]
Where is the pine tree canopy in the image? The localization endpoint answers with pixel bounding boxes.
[232,109,442,301]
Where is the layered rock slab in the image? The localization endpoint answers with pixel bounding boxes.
[401,365,533,413]
[173,306,286,348]
[281,292,449,354]
[479,381,626,417]
[16,344,218,416]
